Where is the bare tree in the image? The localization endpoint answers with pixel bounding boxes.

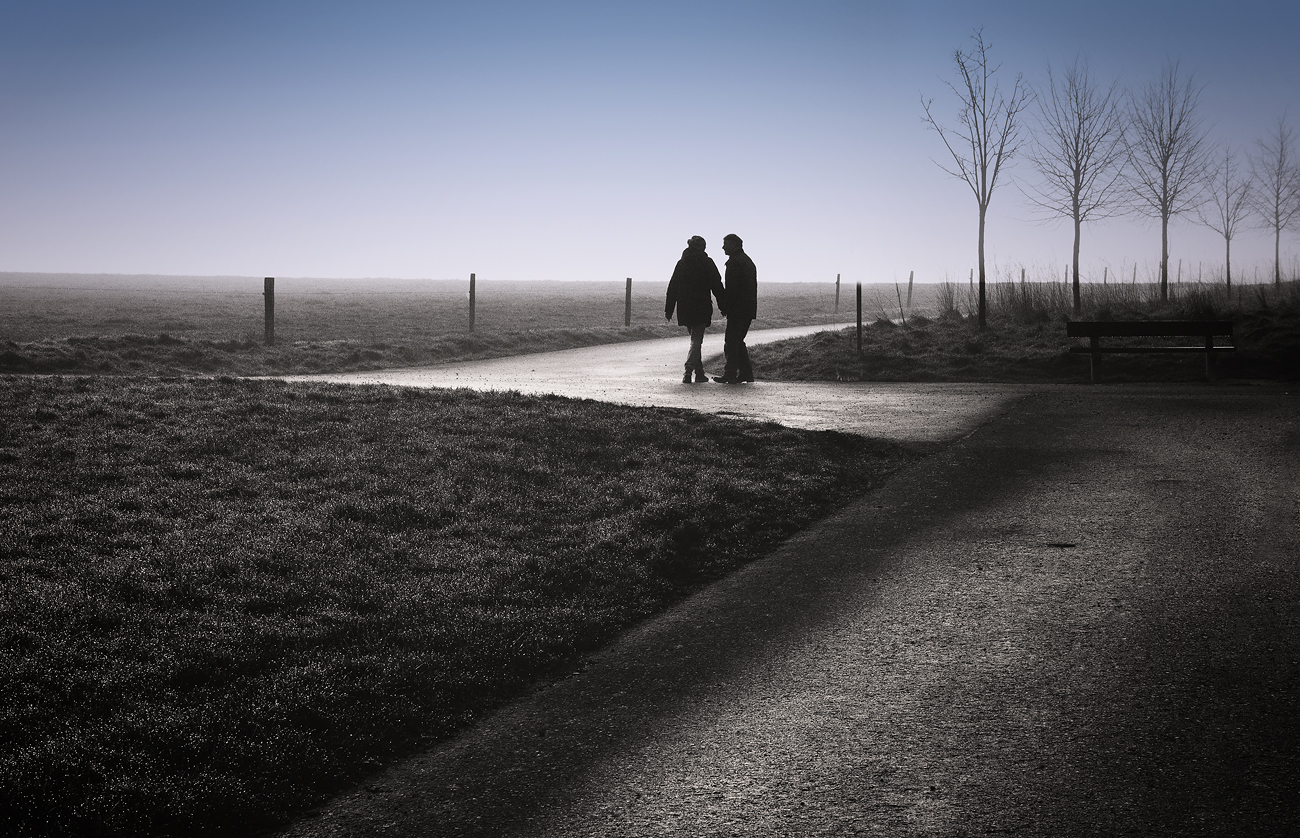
[1198,145,1252,288]
[1249,114,1300,285]
[1124,60,1212,300]
[921,29,1031,328]
[1022,57,1127,313]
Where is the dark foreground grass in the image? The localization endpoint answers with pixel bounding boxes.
[0,376,915,837]
[750,281,1300,383]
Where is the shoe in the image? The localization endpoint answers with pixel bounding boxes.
[682,371,693,383]
[712,375,738,384]
[739,374,755,383]
[694,370,711,383]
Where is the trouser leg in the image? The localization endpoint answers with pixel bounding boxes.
[725,318,753,379]
[686,325,706,373]
[722,319,740,378]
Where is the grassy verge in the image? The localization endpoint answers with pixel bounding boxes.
[0,376,916,836]
[748,281,1300,383]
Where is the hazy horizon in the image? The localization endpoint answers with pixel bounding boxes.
[10,268,1283,292]
[1,2,1297,285]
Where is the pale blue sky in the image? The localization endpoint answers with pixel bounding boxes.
[1,1,1296,285]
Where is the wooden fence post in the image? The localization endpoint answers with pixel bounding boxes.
[856,282,862,354]
[906,270,914,310]
[469,273,476,332]
[835,273,840,313]
[624,277,632,327]
[263,277,275,346]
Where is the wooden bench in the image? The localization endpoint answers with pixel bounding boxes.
[1067,320,1235,383]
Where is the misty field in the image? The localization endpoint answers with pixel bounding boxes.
[0,273,873,377]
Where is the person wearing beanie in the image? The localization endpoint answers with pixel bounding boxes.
[664,236,726,383]
[715,233,757,383]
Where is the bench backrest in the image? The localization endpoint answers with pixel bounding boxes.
[1066,320,1233,338]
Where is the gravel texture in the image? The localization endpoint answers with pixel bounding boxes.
[278,382,1299,837]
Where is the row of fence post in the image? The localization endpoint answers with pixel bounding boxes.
[259,273,640,346]
[251,269,1276,351]
[260,274,874,348]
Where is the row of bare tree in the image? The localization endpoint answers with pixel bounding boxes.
[921,29,1300,325]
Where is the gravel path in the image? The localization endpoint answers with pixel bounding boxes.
[278,342,1299,836]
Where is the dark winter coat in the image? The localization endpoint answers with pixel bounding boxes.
[665,247,725,327]
[723,249,757,321]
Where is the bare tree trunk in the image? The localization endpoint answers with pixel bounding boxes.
[1025,59,1126,313]
[1072,214,1082,313]
[1160,214,1170,300]
[1276,229,1283,286]
[1126,62,1211,303]
[977,204,988,328]
[921,31,1029,331]
[1225,238,1232,289]
[1249,116,1300,288]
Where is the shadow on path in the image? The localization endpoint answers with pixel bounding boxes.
[282,384,1300,837]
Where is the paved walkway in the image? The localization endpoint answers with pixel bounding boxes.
[289,325,1027,444]
[279,338,1300,837]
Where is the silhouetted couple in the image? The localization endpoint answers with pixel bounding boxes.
[664,234,757,384]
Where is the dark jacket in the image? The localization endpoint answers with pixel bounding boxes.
[724,249,757,321]
[665,247,725,327]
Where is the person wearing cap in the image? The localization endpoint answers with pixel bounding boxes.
[715,233,757,383]
[664,236,726,383]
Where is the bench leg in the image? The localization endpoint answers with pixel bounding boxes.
[1090,336,1100,384]
[1205,335,1217,382]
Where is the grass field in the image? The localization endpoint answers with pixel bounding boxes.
[0,376,915,836]
[0,273,857,376]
